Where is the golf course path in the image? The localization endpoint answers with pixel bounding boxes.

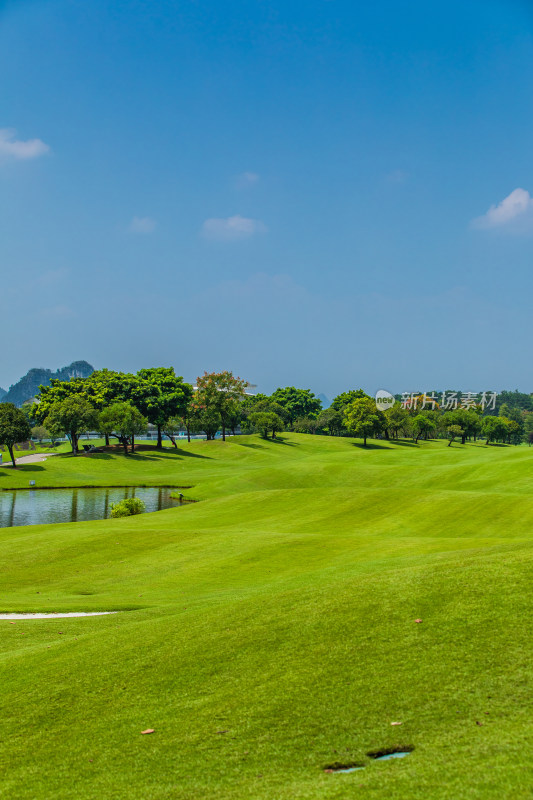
[0,453,58,468]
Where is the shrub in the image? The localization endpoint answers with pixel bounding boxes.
[110,498,146,518]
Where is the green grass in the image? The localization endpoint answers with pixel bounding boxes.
[0,434,532,799]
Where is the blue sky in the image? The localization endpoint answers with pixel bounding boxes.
[1,0,533,397]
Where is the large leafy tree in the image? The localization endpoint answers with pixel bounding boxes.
[385,404,410,439]
[35,378,89,423]
[195,371,248,441]
[482,415,507,444]
[249,411,284,439]
[270,387,321,427]
[330,389,368,413]
[343,397,385,446]
[441,408,482,444]
[99,402,148,455]
[0,403,31,467]
[316,407,344,436]
[136,368,193,447]
[44,396,98,454]
[411,413,437,442]
[499,403,524,444]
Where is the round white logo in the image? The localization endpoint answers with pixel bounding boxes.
[375,389,395,411]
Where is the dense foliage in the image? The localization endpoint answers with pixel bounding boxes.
[0,403,32,467]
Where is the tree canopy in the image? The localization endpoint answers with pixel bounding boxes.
[270,387,321,426]
[0,403,31,467]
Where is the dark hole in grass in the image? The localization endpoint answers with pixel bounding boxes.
[324,762,365,774]
[367,746,413,761]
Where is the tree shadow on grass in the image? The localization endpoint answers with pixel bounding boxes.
[167,448,211,459]
[235,441,266,450]
[270,436,297,446]
[134,445,211,460]
[389,439,420,447]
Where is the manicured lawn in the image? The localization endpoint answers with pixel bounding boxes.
[0,435,532,799]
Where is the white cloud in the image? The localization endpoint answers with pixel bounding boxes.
[129,216,157,234]
[202,214,267,241]
[236,171,260,188]
[0,128,50,161]
[472,188,533,230]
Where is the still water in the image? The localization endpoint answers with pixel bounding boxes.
[0,487,181,528]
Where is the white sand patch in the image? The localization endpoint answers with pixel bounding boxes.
[0,612,118,619]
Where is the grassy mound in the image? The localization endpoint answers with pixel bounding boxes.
[0,435,532,799]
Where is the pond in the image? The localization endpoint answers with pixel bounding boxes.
[0,487,182,528]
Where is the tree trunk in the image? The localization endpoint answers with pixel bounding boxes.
[448,438,453,446]
[122,437,129,455]
[131,433,135,453]
[71,431,78,454]
[363,435,367,446]
[157,425,162,448]
[105,433,110,446]
[7,444,16,468]
[222,423,226,441]
[187,423,191,443]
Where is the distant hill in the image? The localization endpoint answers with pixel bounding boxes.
[2,361,94,407]
[317,393,331,409]
[0,387,6,401]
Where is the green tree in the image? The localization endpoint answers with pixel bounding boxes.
[0,403,31,467]
[44,396,98,454]
[446,424,463,447]
[384,404,410,439]
[411,413,437,442]
[99,402,147,455]
[270,387,321,427]
[499,403,524,444]
[316,407,344,436]
[31,425,50,444]
[482,416,507,444]
[330,389,368,413]
[190,405,221,440]
[249,411,284,439]
[293,416,321,434]
[523,412,533,444]
[195,371,249,441]
[343,397,385,446]
[162,415,183,448]
[136,368,193,447]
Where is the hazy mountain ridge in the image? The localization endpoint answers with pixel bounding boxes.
[2,361,94,407]
[0,387,6,401]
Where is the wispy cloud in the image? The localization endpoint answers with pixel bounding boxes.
[0,128,50,161]
[202,215,267,241]
[236,171,260,189]
[129,216,157,234]
[471,188,533,230]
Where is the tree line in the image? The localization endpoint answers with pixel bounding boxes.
[240,388,531,446]
[1,373,532,467]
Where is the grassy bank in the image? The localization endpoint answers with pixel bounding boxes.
[0,435,532,799]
